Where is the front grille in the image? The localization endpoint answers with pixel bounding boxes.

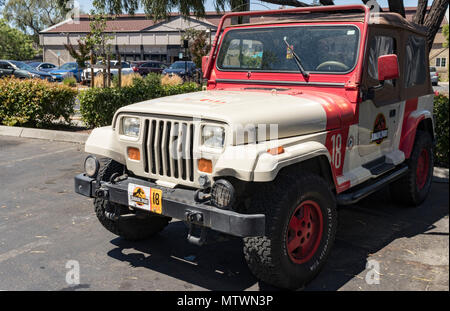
[143,117,196,183]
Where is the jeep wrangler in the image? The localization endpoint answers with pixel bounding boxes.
[74,5,435,290]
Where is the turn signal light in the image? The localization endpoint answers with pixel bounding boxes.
[267,146,285,155]
[198,158,213,173]
[127,147,140,161]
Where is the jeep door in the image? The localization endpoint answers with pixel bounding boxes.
[358,30,402,161]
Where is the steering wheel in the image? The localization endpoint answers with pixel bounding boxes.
[316,61,349,71]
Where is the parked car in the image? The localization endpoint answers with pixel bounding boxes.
[131,61,166,76]
[430,66,439,86]
[27,62,58,72]
[49,62,83,82]
[74,6,436,290]
[81,60,134,83]
[162,61,198,78]
[0,60,54,81]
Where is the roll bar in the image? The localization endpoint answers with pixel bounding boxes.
[204,4,371,84]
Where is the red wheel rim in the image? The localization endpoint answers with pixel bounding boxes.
[286,200,323,264]
[416,148,430,190]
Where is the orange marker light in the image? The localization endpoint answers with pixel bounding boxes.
[127,147,140,161]
[198,158,213,173]
[267,146,285,155]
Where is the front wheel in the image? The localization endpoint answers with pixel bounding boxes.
[243,173,337,290]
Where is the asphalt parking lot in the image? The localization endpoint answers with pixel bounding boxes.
[0,136,448,291]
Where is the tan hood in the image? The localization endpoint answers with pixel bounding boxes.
[117,90,328,143]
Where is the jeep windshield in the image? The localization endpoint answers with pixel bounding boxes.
[216,25,360,74]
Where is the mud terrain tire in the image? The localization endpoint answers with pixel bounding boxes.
[389,130,433,207]
[243,173,337,290]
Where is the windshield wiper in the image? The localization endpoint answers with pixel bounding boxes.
[283,37,309,80]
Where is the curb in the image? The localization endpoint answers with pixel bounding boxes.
[433,167,449,184]
[0,125,89,144]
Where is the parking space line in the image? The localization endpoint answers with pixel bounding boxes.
[0,240,51,263]
[0,147,79,167]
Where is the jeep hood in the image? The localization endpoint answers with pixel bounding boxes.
[118,90,333,142]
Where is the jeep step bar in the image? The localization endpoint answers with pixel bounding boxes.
[337,165,409,205]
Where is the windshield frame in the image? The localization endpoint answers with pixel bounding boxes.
[215,23,361,75]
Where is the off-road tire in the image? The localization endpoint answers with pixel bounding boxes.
[94,158,170,241]
[389,130,433,207]
[243,173,337,290]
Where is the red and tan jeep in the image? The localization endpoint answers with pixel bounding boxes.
[75,5,435,289]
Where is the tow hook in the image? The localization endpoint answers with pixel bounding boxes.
[185,211,207,246]
[95,188,109,199]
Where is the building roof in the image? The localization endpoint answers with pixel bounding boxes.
[40,12,222,34]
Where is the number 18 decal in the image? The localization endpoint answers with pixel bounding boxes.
[331,134,342,169]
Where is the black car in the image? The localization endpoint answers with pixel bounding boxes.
[162,61,199,78]
[132,61,166,76]
[0,60,54,81]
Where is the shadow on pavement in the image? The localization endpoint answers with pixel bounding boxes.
[107,182,449,291]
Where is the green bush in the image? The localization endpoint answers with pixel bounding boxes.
[63,76,77,87]
[0,78,77,127]
[79,73,200,128]
[433,94,449,167]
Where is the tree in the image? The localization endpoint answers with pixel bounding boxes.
[443,24,449,48]
[182,29,211,68]
[0,19,37,60]
[64,35,93,69]
[2,0,70,44]
[92,0,448,52]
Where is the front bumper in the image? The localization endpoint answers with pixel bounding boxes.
[74,174,265,237]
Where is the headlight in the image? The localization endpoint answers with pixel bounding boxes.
[202,125,225,149]
[122,117,141,137]
[84,155,100,178]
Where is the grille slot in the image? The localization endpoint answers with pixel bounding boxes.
[144,117,195,183]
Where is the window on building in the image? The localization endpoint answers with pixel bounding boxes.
[436,57,447,67]
[404,35,427,88]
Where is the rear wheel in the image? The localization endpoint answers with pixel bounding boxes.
[389,130,433,206]
[243,173,337,290]
[94,158,170,241]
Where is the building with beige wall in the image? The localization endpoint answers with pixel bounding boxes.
[39,13,221,65]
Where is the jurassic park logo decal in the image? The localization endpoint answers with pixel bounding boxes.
[128,183,150,210]
[371,113,388,145]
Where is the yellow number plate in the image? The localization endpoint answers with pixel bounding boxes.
[150,188,163,214]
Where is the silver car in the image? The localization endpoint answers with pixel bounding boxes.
[430,66,439,85]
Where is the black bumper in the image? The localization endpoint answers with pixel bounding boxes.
[74,174,265,237]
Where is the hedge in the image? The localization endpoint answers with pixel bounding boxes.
[78,74,201,128]
[433,94,449,167]
[0,78,77,127]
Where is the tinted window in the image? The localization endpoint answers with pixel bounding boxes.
[404,35,427,88]
[60,63,77,70]
[217,25,360,73]
[368,36,395,81]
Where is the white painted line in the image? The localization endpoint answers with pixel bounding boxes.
[0,147,79,167]
[0,240,51,264]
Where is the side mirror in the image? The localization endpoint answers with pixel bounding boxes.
[202,56,209,75]
[378,54,399,81]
